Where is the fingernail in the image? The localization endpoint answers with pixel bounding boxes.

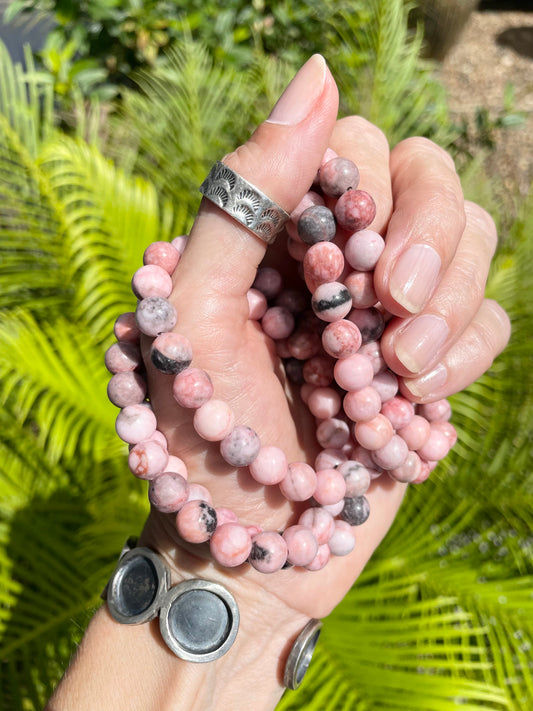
[402,364,448,398]
[395,314,449,373]
[266,55,327,126]
[389,244,441,314]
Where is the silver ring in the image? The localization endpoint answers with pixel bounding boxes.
[199,161,290,244]
[283,618,322,689]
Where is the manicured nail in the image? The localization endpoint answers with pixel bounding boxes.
[395,314,449,373]
[402,363,448,398]
[389,244,441,314]
[266,55,327,126]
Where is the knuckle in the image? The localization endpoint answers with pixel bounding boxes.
[333,116,389,157]
[394,136,457,173]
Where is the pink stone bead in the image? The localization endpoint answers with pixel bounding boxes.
[249,445,288,485]
[432,421,458,448]
[306,543,331,571]
[132,264,173,300]
[313,468,347,505]
[246,525,263,537]
[344,271,378,309]
[312,281,352,323]
[105,342,141,373]
[135,296,177,337]
[291,190,325,223]
[186,483,213,505]
[315,448,347,471]
[176,500,217,543]
[246,288,268,320]
[397,415,431,451]
[351,444,379,471]
[143,241,180,274]
[412,460,431,484]
[210,523,252,568]
[388,451,423,483]
[220,425,261,467]
[261,306,295,340]
[171,234,189,254]
[372,370,399,402]
[276,338,291,359]
[149,472,189,512]
[317,148,338,177]
[321,499,345,517]
[275,289,307,314]
[334,353,374,391]
[307,387,341,419]
[354,414,394,451]
[250,531,288,573]
[151,332,192,374]
[147,430,168,450]
[128,440,169,479]
[328,520,356,557]
[344,386,382,423]
[279,462,317,501]
[371,434,409,470]
[253,267,283,300]
[316,418,350,449]
[283,525,319,567]
[114,312,140,344]
[417,427,451,462]
[358,341,386,374]
[381,396,415,430]
[107,371,147,407]
[287,329,321,360]
[334,189,376,232]
[348,307,384,344]
[173,368,213,409]
[287,237,308,261]
[344,229,385,271]
[116,404,157,444]
[319,157,360,198]
[337,461,371,497]
[303,241,344,292]
[300,383,315,405]
[194,399,235,442]
[216,508,239,526]
[299,507,335,545]
[303,356,335,387]
[165,454,188,479]
[418,399,452,422]
[322,319,362,359]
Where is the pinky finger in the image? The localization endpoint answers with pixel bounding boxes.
[399,299,511,403]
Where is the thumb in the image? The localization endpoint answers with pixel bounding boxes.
[176,54,339,298]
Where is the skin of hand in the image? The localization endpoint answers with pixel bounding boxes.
[138,53,511,629]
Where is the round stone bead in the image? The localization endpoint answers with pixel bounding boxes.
[210,523,252,568]
[397,415,431,450]
[381,396,415,430]
[322,319,362,359]
[334,353,374,391]
[143,240,180,274]
[372,370,399,402]
[328,520,356,556]
[313,468,347,506]
[344,271,378,309]
[151,332,192,375]
[252,267,283,300]
[348,307,385,344]
[193,400,235,442]
[275,289,307,315]
[388,451,423,483]
[165,454,188,478]
[176,500,217,544]
[341,495,370,526]
[321,499,345,517]
[277,339,292,360]
[249,445,288,485]
[299,507,335,545]
[418,399,452,422]
[351,444,379,470]
[287,328,321,361]
[262,306,295,340]
[171,234,189,254]
[417,427,451,462]
[319,157,360,197]
[283,525,319,567]
[285,358,305,384]
[290,190,325,223]
[358,340,386,374]
[300,383,315,405]
[132,264,173,300]
[215,508,239,526]
[412,460,432,484]
[303,241,344,293]
[334,189,376,232]
[246,525,263,538]
[306,543,331,571]
[353,414,394,451]
[314,448,347,471]
[105,342,142,373]
[344,386,382,423]
[303,355,335,387]
[297,205,336,244]
[287,237,308,261]
[148,472,189,513]
[173,368,213,409]
[246,288,268,320]
[316,418,350,450]
[337,460,371,497]
[307,387,341,420]
[312,282,352,323]
[116,404,157,444]
[135,296,177,337]
[279,462,317,502]
[186,483,213,505]
[114,312,140,344]
[344,229,385,271]
[371,434,409,470]
[250,531,288,574]
[147,430,168,450]
[431,421,458,448]
[128,440,169,479]
[107,371,147,407]
[220,426,261,467]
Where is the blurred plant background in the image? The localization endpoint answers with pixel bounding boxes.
[0,0,531,709]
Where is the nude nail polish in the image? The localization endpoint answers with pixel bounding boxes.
[266,55,327,126]
[389,244,441,314]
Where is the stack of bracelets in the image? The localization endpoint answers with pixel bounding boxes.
[105,152,457,576]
